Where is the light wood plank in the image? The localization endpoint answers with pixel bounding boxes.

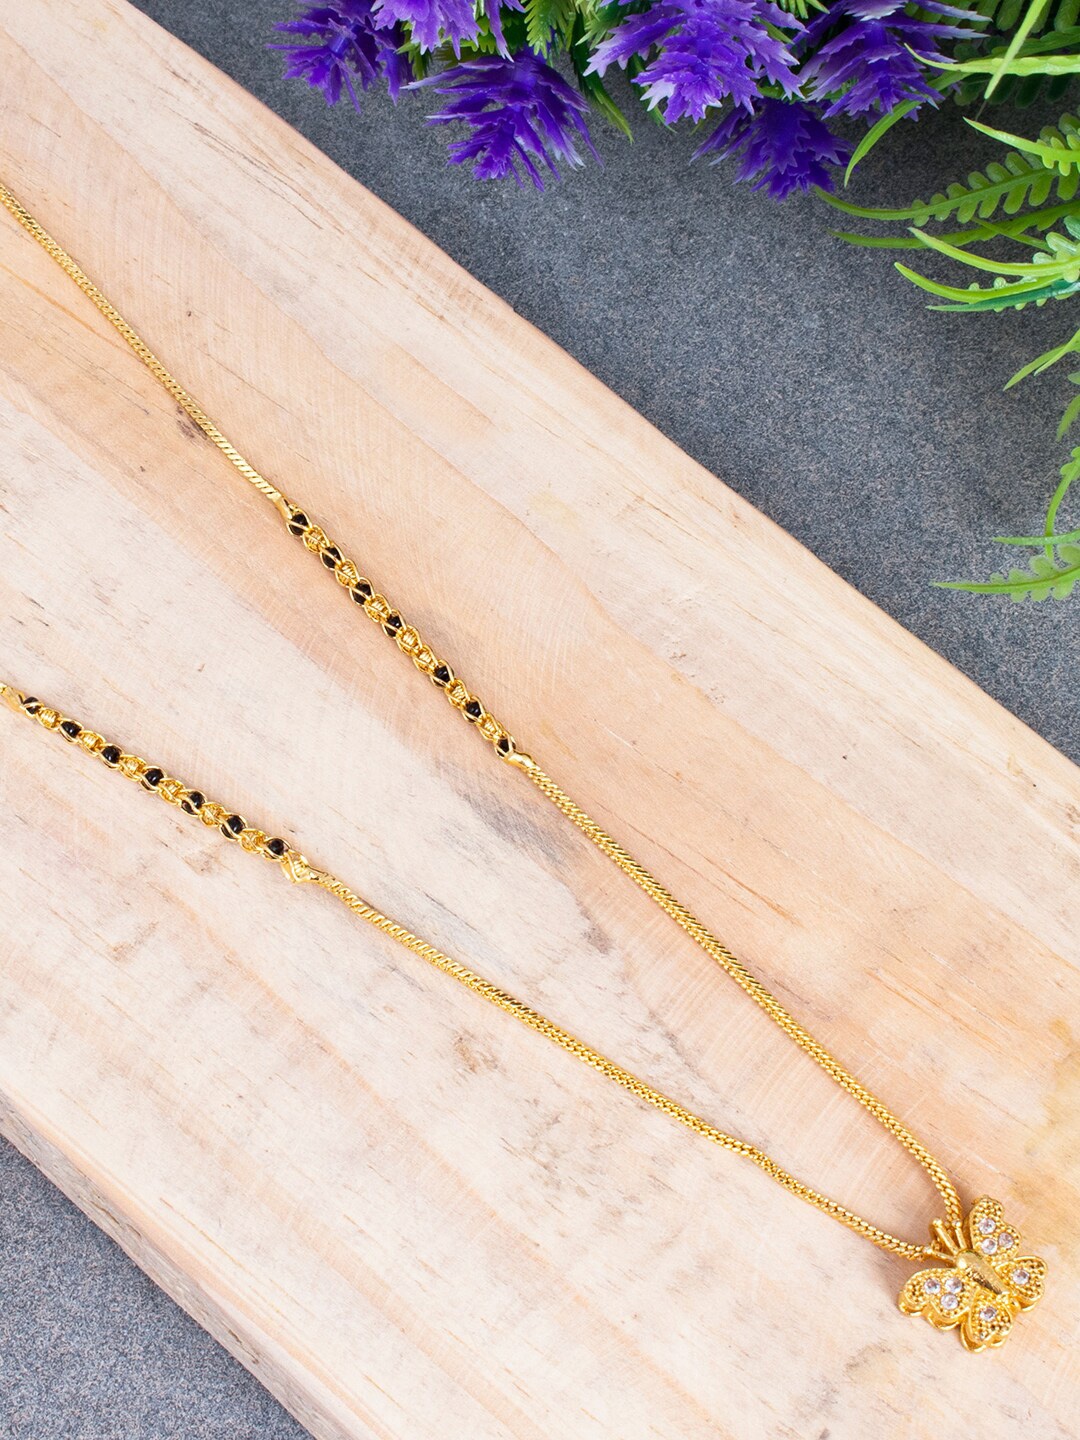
[0,3,1077,1436]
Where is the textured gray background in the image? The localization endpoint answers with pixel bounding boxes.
[2,2,1077,1436]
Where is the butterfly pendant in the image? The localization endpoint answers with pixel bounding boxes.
[899,1196,1046,1352]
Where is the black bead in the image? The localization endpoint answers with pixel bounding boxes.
[180,790,205,814]
[223,813,245,837]
[266,837,287,858]
[287,511,309,535]
[496,736,512,756]
[464,699,483,721]
[351,580,373,603]
[101,745,121,767]
[143,768,164,788]
[320,545,342,569]
[432,664,452,687]
[60,719,82,741]
[22,697,41,715]
[383,613,403,636]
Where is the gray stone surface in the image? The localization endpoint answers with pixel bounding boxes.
[2,2,1076,1437]
[0,1142,307,1440]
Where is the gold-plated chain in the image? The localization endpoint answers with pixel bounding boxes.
[1,683,947,1262]
[0,180,963,1259]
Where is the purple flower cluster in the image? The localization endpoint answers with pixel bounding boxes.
[375,0,479,54]
[587,0,801,124]
[696,97,851,199]
[800,0,982,117]
[270,0,409,108]
[416,54,599,188]
[271,0,987,199]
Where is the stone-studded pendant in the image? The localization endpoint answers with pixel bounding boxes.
[898,1196,1046,1351]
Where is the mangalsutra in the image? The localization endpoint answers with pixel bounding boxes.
[0,181,1046,1349]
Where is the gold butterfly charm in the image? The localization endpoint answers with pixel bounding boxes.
[899,1197,1046,1351]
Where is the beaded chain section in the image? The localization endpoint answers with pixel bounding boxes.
[0,180,1046,1347]
[0,680,943,1264]
[281,506,516,757]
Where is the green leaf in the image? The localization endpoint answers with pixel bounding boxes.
[524,0,577,55]
[895,262,1076,305]
[818,190,936,223]
[966,114,1080,172]
[934,50,1080,77]
[569,14,633,141]
[909,223,1080,277]
[969,0,1079,30]
[935,545,1080,599]
[984,0,1053,96]
[1005,325,1080,385]
[1057,384,1080,433]
[932,279,1080,310]
[893,217,1080,310]
[994,525,1080,543]
[833,201,1080,250]
[821,134,1080,226]
[843,99,923,185]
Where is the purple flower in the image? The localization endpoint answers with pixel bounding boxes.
[415,54,599,190]
[800,0,983,117]
[372,0,478,55]
[270,0,411,108]
[587,0,802,124]
[694,96,852,197]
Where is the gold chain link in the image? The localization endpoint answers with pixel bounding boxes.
[0,179,962,1259]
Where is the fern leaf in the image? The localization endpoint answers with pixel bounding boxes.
[972,0,1080,31]
[524,0,577,55]
[1005,325,1080,385]
[569,14,633,140]
[823,132,1080,226]
[943,50,1080,79]
[960,0,1080,104]
[936,544,1080,599]
[895,261,1080,307]
[843,90,949,183]
[967,114,1080,173]
[834,200,1080,250]
[1058,382,1080,433]
[911,224,1080,276]
[983,0,1052,96]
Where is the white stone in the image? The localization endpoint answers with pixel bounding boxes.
[942,1294,960,1312]
[979,1237,997,1254]
[944,1275,963,1293]
[923,1277,941,1295]
[979,1306,996,1323]
[1014,1268,1030,1286]
[997,1232,1013,1249]
[977,1216,996,1235]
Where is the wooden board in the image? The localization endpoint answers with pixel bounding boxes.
[1,3,1077,1436]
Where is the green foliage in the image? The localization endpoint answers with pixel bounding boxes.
[895,217,1080,311]
[832,97,1080,599]
[936,542,1080,598]
[972,0,1080,29]
[524,0,578,55]
[977,0,1052,96]
[774,0,825,17]
[575,0,625,48]
[827,117,1080,227]
[568,12,633,139]
[956,0,1080,103]
[843,95,933,184]
[967,112,1080,169]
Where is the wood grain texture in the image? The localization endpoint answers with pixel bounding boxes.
[1,3,1078,1436]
